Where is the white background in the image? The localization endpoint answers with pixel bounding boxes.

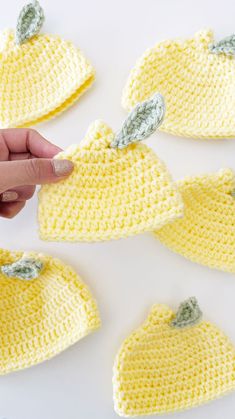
[0,0,235,418]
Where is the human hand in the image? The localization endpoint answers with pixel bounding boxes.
[0,129,74,218]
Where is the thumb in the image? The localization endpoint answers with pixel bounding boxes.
[0,158,74,191]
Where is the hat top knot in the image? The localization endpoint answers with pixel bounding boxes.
[193,28,214,49]
[80,120,115,151]
[146,297,203,329]
[61,94,165,156]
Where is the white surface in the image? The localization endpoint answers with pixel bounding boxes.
[0,0,235,418]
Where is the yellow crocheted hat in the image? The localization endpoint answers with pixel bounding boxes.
[38,95,184,242]
[0,1,95,128]
[122,29,235,139]
[113,297,235,416]
[0,248,100,375]
[155,168,235,273]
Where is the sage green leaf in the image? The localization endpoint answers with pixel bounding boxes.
[171,297,202,329]
[231,189,235,197]
[1,257,43,280]
[111,93,165,149]
[15,0,45,45]
[209,34,235,56]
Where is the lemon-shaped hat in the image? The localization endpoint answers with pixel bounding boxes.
[113,297,235,416]
[122,29,235,139]
[38,95,184,242]
[0,1,95,128]
[155,168,235,273]
[0,248,100,374]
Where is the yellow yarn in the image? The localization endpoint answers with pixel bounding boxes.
[122,29,235,139]
[155,168,235,273]
[113,303,235,416]
[38,120,184,242]
[0,248,100,375]
[0,30,95,128]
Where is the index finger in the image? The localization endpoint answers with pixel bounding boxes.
[0,129,62,158]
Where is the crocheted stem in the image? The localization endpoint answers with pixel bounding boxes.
[171,297,202,329]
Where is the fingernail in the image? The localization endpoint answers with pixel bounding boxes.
[52,159,74,177]
[1,191,19,202]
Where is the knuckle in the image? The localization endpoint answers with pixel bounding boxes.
[26,159,44,181]
[25,128,38,145]
[25,127,37,137]
[26,128,37,139]
[27,128,37,134]
[0,137,8,160]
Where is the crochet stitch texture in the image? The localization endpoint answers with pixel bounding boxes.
[113,302,235,416]
[155,169,235,273]
[38,120,184,242]
[0,248,100,375]
[122,29,235,139]
[0,30,95,127]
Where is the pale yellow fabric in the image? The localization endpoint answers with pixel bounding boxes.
[0,30,95,128]
[122,29,235,139]
[38,120,184,242]
[155,169,235,273]
[0,248,100,375]
[113,304,235,416]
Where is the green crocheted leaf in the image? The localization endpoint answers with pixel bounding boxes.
[1,257,43,280]
[231,189,235,197]
[111,93,165,149]
[15,0,45,45]
[209,34,235,56]
[171,297,202,329]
